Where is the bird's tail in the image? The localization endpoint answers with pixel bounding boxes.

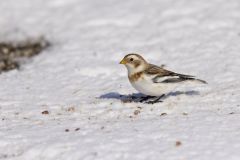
[181,77,207,84]
[187,78,207,84]
[194,79,207,84]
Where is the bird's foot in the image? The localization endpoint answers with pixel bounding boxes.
[139,96,155,102]
[145,100,163,104]
[145,94,165,104]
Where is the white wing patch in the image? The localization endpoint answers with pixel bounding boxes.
[152,76,180,83]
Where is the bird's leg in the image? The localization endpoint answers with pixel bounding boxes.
[146,94,165,104]
[140,96,155,102]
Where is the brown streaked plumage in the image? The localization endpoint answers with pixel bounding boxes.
[144,64,195,79]
[133,60,141,68]
[144,64,207,84]
[122,53,146,62]
[120,53,148,67]
[128,71,144,82]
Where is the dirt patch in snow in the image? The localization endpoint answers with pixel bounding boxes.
[0,37,50,74]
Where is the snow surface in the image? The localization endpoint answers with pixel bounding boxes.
[0,0,240,159]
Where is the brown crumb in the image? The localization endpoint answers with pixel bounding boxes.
[101,126,105,130]
[65,129,69,132]
[175,141,182,147]
[67,107,75,112]
[160,113,167,116]
[42,110,49,115]
[75,128,80,131]
[134,110,140,115]
[121,99,133,103]
[129,116,133,118]
[229,112,234,114]
[182,112,188,116]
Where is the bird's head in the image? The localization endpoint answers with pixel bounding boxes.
[120,53,148,74]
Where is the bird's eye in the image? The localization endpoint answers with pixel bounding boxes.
[130,58,134,61]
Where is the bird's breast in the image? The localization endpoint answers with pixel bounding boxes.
[128,72,144,82]
[129,74,168,96]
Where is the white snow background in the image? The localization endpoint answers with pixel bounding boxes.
[0,0,240,159]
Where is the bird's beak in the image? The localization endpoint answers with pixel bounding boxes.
[119,59,127,64]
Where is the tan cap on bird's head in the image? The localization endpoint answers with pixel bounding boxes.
[119,53,148,74]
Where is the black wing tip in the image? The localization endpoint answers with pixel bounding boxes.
[195,79,208,84]
[180,77,208,84]
[171,71,194,77]
[177,74,195,78]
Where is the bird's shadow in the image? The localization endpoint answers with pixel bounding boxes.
[99,91,200,103]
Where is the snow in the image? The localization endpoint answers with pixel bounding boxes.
[0,0,240,159]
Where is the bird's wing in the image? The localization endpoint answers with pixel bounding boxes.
[145,64,196,83]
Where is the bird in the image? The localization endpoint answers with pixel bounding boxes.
[119,53,207,104]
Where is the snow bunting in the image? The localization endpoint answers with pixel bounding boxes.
[120,53,207,103]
